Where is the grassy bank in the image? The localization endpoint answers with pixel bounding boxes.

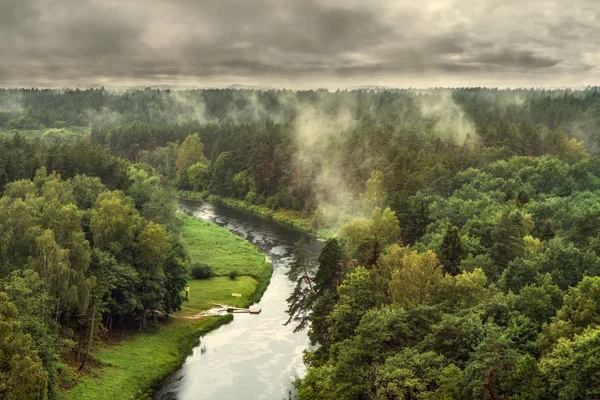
[58,316,232,400]
[59,213,273,399]
[179,213,272,306]
[178,190,333,238]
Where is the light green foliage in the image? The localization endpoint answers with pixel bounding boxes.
[175,133,209,176]
[506,354,546,400]
[187,161,210,191]
[90,190,141,258]
[2,270,59,397]
[360,170,388,213]
[539,276,600,351]
[436,268,489,309]
[0,292,48,400]
[389,249,443,308]
[137,221,172,265]
[540,328,600,399]
[338,217,372,256]
[374,349,447,400]
[328,267,376,343]
[70,174,106,210]
[423,364,464,400]
[338,206,400,258]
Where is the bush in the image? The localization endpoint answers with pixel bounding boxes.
[228,270,238,280]
[190,263,214,280]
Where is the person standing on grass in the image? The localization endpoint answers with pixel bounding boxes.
[185,285,190,301]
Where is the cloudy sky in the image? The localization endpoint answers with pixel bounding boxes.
[1,0,598,88]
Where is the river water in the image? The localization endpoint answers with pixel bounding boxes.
[154,200,322,400]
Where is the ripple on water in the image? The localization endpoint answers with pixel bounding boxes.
[157,201,321,400]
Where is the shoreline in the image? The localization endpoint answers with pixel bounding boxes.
[178,191,332,240]
[58,211,274,400]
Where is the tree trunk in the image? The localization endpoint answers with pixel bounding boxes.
[485,372,497,400]
[79,299,95,371]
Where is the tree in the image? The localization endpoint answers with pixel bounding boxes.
[90,191,141,260]
[2,270,58,397]
[307,238,345,350]
[388,249,443,308]
[541,328,600,399]
[338,207,400,260]
[374,349,447,399]
[360,170,388,213]
[314,238,345,295]
[435,268,489,310]
[489,210,529,269]
[328,267,376,343]
[514,274,563,326]
[187,162,210,191]
[285,240,315,332]
[505,354,546,400]
[175,133,209,176]
[161,242,188,316]
[539,276,600,351]
[538,218,557,241]
[209,152,235,195]
[439,224,466,275]
[464,325,519,400]
[0,292,48,400]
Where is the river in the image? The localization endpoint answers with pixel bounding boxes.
[154,200,322,400]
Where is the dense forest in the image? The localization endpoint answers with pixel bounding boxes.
[3,87,600,398]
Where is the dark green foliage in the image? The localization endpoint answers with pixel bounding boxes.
[489,210,527,269]
[8,88,600,398]
[190,263,214,280]
[538,218,557,241]
[285,240,315,332]
[439,224,466,275]
[228,270,238,280]
[314,238,345,295]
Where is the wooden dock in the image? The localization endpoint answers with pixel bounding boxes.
[209,303,262,315]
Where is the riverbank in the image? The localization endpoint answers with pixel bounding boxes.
[58,213,273,400]
[178,191,333,238]
[58,316,233,400]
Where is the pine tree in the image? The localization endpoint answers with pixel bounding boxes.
[285,240,314,332]
[439,224,465,276]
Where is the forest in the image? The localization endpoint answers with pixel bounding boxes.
[3,87,600,399]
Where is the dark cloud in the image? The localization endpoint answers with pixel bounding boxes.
[1,0,599,87]
[474,50,561,69]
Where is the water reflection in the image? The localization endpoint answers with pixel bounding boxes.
[154,201,321,400]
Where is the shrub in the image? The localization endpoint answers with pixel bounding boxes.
[228,270,238,280]
[190,263,214,280]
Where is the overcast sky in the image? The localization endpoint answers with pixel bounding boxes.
[1,0,598,88]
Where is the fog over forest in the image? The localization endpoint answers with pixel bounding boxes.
[3,1,600,400]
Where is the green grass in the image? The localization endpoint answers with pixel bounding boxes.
[180,276,259,315]
[58,316,232,400]
[180,213,271,280]
[59,213,273,399]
